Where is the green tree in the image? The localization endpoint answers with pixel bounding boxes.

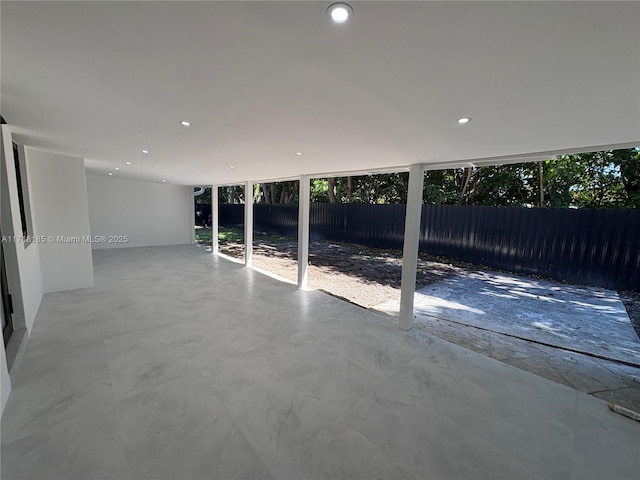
[422,148,640,209]
[423,164,538,206]
[217,185,244,204]
[257,181,299,204]
[471,164,538,206]
[194,187,211,204]
[545,149,639,208]
[203,147,640,208]
[423,169,463,205]
[310,179,330,203]
[614,148,640,207]
[319,174,409,204]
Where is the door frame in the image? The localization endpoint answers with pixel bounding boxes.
[1,231,13,346]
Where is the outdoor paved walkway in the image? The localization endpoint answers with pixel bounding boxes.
[376,271,640,413]
[410,271,640,366]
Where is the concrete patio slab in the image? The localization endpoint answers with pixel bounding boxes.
[377,271,640,367]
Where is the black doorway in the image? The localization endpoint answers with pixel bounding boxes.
[1,231,13,346]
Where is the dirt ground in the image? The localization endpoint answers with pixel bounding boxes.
[215,232,640,336]
[217,234,474,309]
[620,291,640,337]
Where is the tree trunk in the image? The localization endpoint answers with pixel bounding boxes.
[460,167,473,202]
[260,183,270,204]
[538,161,544,207]
[228,186,234,204]
[346,176,353,202]
[327,177,337,203]
[269,183,274,204]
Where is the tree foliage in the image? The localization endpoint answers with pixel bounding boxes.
[194,187,211,204]
[559,149,640,208]
[324,174,409,204]
[199,148,640,208]
[257,181,298,204]
[424,164,541,207]
[422,148,640,208]
[223,186,246,204]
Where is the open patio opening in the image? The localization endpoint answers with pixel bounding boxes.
[215,185,246,264]
[202,154,640,408]
[2,2,640,477]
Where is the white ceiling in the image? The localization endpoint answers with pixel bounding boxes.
[2,1,639,186]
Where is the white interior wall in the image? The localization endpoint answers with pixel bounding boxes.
[86,174,192,249]
[1,126,43,333]
[1,328,9,414]
[26,148,94,292]
[1,127,14,417]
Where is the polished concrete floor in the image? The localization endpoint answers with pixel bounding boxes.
[1,245,639,479]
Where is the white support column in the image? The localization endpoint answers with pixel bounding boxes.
[399,163,424,331]
[244,181,254,267]
[212,185,219,255]
[190,192,196,244]
[297,175,310,290]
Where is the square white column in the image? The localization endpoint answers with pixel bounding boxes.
[297,175,310,289]
[399,164,424,330]
[244,181,253,267]
[212,185,219,255]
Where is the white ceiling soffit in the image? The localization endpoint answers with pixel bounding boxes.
[2,1,639,186]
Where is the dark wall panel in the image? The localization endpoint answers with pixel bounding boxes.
[254,204,298,238]
[218,204,244,226]
[419,205,640,291]
[214,203,640,291]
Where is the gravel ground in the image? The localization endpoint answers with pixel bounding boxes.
[213,232,640,337]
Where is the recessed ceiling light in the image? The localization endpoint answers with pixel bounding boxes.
[230,165,235,169]
[125,161,131,165]
[197,171,202,175]
[180,120,191,127]
[162,179,166,183]
[142,149,149,154]
[457,117,472,125]
[177,176,182,179]
[115,167,120,170]
[295,152,303,156]
[327,3,353,24]
[108,172,113,176]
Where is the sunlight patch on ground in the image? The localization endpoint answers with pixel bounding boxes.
[374,270,640,366]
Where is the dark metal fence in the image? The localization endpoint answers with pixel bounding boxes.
[211,203,640,291]
[419,205,640,291]
[195,204,212,226]
[254,205,298,237]
[217,204,243,226]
